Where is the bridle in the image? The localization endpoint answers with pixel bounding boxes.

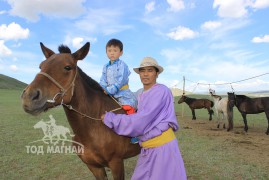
[38,67,122,121]
[38,69,77,104]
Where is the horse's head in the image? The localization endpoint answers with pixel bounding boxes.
[21,42,90,115]
[33,120,46,129]
[227,92,235,107]
[178,95,186,104]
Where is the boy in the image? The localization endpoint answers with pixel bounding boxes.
[100,39,137,115]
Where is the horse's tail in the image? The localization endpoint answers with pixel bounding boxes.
[67,128,75,137]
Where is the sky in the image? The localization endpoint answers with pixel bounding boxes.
[0,0,269,93]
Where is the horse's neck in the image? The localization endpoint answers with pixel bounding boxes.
[212,96,219,102]
[185,97,194,104]
[41,124,48,133]
[63,75,121,134]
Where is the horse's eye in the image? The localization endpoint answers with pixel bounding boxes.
[64,66,72,71]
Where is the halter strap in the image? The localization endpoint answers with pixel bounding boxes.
[38,68,77,100]
[38,72,65,92]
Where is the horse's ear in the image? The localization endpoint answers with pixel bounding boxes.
[40,42,55,58]
[72,42,90,61]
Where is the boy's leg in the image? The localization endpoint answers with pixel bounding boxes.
[121,105,136,115]
[121,105,139,144]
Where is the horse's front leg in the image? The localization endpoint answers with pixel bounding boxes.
[241,113,248,132]
[108,159,125,180]
[53,135,60,145]
[87,164,108,180]
[208,108,213,121]
[227,107,233,131]
[264,111,269,135]
[191,109,196,120]
[223,112,227,129]
[42,136,50,144]
[216,112,220,128]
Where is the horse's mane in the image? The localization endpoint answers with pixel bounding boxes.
[212,94,222,100]
[77,67,103,92]
[58,44,71,53]
[236,95,249,99]
[57,44,103,92]
[183,96,196,103]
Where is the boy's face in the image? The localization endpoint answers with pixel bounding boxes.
[139,66,158,89]
[106,45,123,61]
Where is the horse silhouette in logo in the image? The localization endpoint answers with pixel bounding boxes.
[34,115,75,145]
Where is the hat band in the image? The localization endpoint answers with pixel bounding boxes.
[140,62,158,67]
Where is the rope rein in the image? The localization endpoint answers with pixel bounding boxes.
[38,68,123,121]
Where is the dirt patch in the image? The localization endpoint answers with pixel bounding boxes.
[177,114,269,170]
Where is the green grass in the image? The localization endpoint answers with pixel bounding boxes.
[1,90,268,179]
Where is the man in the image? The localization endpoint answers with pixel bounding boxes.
[102,57,187,180]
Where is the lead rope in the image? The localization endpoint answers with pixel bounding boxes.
[62,95,122,121]
[62,87,123,121]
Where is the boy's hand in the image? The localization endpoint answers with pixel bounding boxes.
[101,114,105,123]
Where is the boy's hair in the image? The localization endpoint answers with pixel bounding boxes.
[106,39,123,51]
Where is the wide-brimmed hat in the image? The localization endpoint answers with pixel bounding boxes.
[133,57,164,74]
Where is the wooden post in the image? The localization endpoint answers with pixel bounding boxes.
[182,76,185,118]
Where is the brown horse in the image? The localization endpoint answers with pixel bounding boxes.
[178,95,214,120]
[21,42,140,179]
[228,92,269,135]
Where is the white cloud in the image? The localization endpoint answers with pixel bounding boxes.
[251,35,269,43]
[166,26,198,40]
[7,0,86,22]
[72,37,84,49]
[201,21,222,31]
[251,0,269,9]
[167,0,185,12]
[0,10,6,15]
[10,64,18,71]
[0,22,29,40]
[213,0,249,18]
[213,0,269,18]
[145,1,155,13]
[0,40,12,56]
[202,19,250,41]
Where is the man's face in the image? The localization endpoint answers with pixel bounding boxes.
[139,66,158,89]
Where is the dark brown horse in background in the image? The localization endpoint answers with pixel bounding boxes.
[228,92,269,135]
[178,95,214,120]
[21,42,140,179]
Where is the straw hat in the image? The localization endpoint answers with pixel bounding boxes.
[133,57,164,74]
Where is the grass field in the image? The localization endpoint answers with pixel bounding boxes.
[1,89,268,179]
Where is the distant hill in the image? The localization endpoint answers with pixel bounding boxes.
[0,74,27,90]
